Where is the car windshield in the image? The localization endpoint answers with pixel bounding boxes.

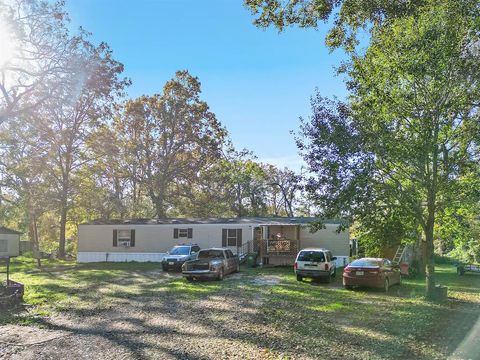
[198,250,224,259]
[169,246,190,255]
[297,251,325,262]
[349,259,382,267]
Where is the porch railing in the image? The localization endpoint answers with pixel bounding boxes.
[260,239,299,256]
[239,239,260,256]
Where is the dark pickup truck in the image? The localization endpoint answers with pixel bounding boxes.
[182,248,240,281]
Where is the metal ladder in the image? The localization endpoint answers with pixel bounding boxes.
[392,245,406,264]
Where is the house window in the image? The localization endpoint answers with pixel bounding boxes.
[113,229,135,247]
[0,239,7,253]
[174,228,193,239]
[222,229,242,247]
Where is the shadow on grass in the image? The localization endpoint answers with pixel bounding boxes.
[2,261,480,359]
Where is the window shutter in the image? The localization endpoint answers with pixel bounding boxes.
[174,228,179,239]
[130,229,135,247]
[237,229,242,246]
[222,229,227,247]
[113,230,117,247]
[187,228,193,239]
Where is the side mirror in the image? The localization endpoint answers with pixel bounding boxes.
[191,251,197,255]
[332,257,337,261]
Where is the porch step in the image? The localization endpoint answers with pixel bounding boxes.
[392,245,406,264]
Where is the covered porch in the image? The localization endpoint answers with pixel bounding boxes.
[240,224,301,266]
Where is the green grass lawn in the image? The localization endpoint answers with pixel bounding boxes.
[1,257,479,359]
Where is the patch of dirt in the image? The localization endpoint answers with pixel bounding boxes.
[0,325,69,346]
[252,275,282,285]
[0,272,294,360]
[2,267,479,360]
[227,272,244,280]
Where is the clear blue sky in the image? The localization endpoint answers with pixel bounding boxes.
[65,0,348,171]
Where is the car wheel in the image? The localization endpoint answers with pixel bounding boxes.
[186,276,193,282]
[384,278,390,293]
[296,275,303,282]
[332,267,337,278]
[217,268,224,281]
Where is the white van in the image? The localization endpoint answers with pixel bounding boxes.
[294,248,337,282]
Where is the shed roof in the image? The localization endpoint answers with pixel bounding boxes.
[81,217,348,226]
[0,226,22,235]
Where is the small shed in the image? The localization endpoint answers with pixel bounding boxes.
[0,227,21,258]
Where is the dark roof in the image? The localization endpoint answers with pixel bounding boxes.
[0,226,22,235]
[81,217,348,226]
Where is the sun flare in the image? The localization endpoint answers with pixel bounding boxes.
[0,18,16,68]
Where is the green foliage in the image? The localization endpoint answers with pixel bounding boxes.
[436,203,480,263]
[298,0,480,297]
[0,0,129,257]
[245,0,426,51]
[116,70,226,218]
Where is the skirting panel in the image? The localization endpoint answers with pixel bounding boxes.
[77,252,166,263]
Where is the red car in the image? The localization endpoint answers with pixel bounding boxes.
[343,258,401,292]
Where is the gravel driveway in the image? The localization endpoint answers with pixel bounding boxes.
[1,265,478,360]
[0,272,301,360]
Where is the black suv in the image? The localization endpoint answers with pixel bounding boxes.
[162,244,200,271]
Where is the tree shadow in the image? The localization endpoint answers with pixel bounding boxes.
[3,263,480,359]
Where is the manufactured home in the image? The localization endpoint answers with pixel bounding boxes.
[77,217,350,266]
[0,227,21,258]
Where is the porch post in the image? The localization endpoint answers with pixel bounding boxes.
[296,225,300,251]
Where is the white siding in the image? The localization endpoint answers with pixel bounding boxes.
[77,221,350,263]
[299,224,349,257]
[78,224,255,254]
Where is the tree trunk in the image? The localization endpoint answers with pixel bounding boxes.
[29,212,42,268]
[424,125,439,300]
[58,205,67,258]
[32,215,42,268]
[285,197,294,217]
[155,197,166,218]
[236,186,243,218]
[418,241,426,277]
[424,221,436,299]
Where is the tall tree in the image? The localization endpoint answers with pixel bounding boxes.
[118,71,226,218]
[35,37,128,258]
[0,110,51,266]
[298,1,480,298]
[269,167,303,217]
[0,0,73,125]
[207,148,270,218]
[0,0,129,257]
